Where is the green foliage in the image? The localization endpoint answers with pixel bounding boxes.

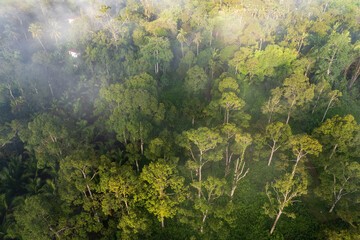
[1,0,360,239]
[140,160,187,227]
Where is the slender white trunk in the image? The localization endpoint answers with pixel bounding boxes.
[322,95,335,122]
[270,210,282,234]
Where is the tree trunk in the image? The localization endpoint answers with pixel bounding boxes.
[200,210,208,233]
[322,95,334,122]
[329,199,339,213]
[270,210,282,234]
[48,80,54,97]
[38,38,46,51]
[348,61,360,91]
[268,110,273,124]
[230,185,236,198]
[286,98,296,124]
[268,143,276,166]
[312,87,324,114]
[329,143,338,160]
[225,145,229,176]
[135,159,139,172]
[181,43,184,57]
[291,154,301,177]
[161,216,164,228]
[7,85,17,105]
[196,43,199,56]
[198,152,203,198]
[139,122,144,155]
[327,48,338,76]
[226,109,229,124]
[123,131,127,144]
[297,36,304,53]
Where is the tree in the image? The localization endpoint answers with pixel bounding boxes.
[289,134,322,177]
[100,163,137,215]
[184,65,208,96]
[313,115,359,169]
[28,23,46,50]
[316,160,360,213]
[313,115,360,212]
[193,32,202,56]
[140,160,186,228]
[282,73,315,124]
[99,73,165,168]
[59,148,99,203]
[140,36,173,73]
[195,177,225,233]
[183,66,208,125]
[314,31,352,85]
[48,20,61,45]
[264,122,292,166]
[264,168,308,234]
[219,123,240,177]
[262,87,283,124]
[179,127,222,198]
[177,29,187,57]
[229,133,251,199]
[16,113,71,169]
[207,76,247,125]
[321,89,342,122]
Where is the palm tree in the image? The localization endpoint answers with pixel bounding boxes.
[177,29,186,57]
[193,32,202,56]
[48,20,61,45]
[28,23,46,50]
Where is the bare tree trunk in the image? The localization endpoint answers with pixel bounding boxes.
[135,159,139,172]
[270,210,282,234]
[327,48,338,75]
[7,85,17,105]
[268,110,273,124]
[48,80,54,97]
[312,87,324,114]
[268,142,276,166]
[322,95,335,122]
[139,121,144,155]
[198,164,202,198]
[297,36,304,53]
[226,109,229,124]
[200,210,208,233]
[286,99,296,124]
[329,196,340,213]
[161,216,164,228]
[38,38,46,51]
[225,145,229,176]
[291,154,301,177]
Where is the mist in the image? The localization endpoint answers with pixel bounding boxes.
[0,0,360,239]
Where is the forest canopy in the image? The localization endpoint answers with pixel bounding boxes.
[0,0,360,239]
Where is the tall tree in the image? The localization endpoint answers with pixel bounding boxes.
[282,73,315,124]
[140,160,186,228]
[140,36,173,73]
[264,122,292,166]
[179,127,222,198]
[28,23,46,50]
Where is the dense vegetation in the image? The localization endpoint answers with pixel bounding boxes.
[1,0,360,239]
